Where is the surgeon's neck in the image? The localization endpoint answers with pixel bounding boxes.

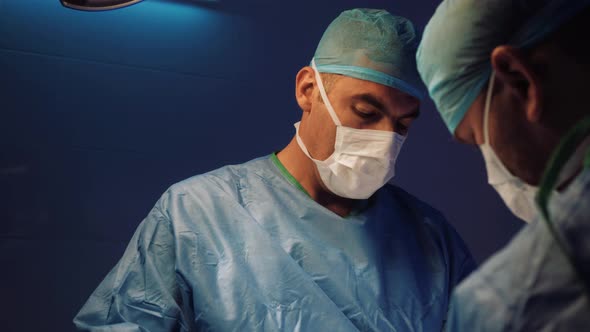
[277,137,356,217]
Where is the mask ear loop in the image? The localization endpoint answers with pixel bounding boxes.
[482,71,532,185]
[483,71,496,145]
[311,58,342,127]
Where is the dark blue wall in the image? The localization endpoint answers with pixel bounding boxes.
[0,0,522,330]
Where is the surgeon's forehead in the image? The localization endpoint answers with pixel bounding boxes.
[332,75,418,102]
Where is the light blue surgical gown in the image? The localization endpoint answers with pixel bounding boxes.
[446,162,590,331]
[74,154,475,331]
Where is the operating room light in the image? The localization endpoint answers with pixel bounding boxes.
[61,0,144,11]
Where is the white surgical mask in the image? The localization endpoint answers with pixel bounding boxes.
[479,71,539,222]
[294,59,406,199]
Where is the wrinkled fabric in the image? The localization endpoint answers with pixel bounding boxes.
[74,155,475,331]
[313,8,424,99]
[416,0,590,134]
[446,165,590,331]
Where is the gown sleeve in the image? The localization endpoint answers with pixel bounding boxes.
[73,202,195,332]
[442,216,478,329]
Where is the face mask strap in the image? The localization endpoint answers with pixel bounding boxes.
[294,122,316,161]
[483,71,496,145]
[311,58,342,127]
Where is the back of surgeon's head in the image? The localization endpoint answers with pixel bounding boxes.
[417,2,590,185]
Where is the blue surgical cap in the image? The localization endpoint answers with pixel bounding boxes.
[417,0,590,134]
[313,8,425,100]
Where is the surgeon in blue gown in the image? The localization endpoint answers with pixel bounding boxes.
[74,9,475,331]
[417,0,590,330]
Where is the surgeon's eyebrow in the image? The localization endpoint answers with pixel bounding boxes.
[398,107,420,120]
[351,93,421,119]
[454,134,469,144]
[454,130,475,145]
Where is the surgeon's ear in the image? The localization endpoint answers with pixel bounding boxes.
[295,67,316,114]
[490,45,543,123]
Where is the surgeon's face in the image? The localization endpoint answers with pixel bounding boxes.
[453,45,562,186]
[296,67,420,162]
[454,83,548,186]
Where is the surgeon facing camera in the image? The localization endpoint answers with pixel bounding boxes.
[74,8,475,331]
[418,0,590,330]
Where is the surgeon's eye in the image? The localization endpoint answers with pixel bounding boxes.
[352,106,378,119]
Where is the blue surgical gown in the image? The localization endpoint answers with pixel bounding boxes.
[446,167,590,331]
[74,154,475,331]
